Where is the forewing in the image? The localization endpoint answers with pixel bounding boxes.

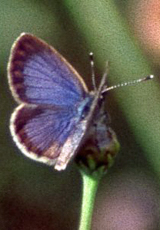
[8,33,88,106]
[10,104,78,165]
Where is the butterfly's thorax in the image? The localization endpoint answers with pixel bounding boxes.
[83,98,110,144]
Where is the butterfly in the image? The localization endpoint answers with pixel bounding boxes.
[8,33,154,171]
[7,33,111,171]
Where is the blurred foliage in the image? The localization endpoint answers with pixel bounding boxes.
[0,0,160,229]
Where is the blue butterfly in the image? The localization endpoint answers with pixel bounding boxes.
[8,33,109,170]
[8,33,153,171]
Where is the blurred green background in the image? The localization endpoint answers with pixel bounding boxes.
[0,0,160,229]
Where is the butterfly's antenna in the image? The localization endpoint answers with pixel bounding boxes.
[89,52,97,91]
[102,75,154,93]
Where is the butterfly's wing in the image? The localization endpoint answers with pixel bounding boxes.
[54,119,88,170]
[8,33,93,169]
[8,33,88,106]
[11,104,84,167]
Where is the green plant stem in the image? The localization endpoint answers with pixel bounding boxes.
[79,172,102,230]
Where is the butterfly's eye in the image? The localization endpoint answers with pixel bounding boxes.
[81,103,91,119]
[77,96,93,120]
